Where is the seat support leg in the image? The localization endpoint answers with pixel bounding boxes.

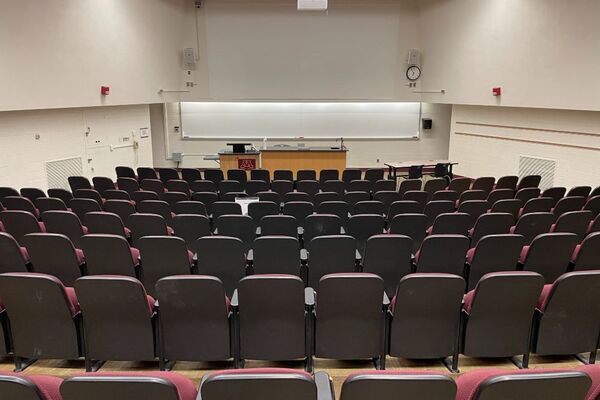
[442,355,459,373]
[85,358,105,372]
[575,351,597,365]
[305,356,314,373]
[14,357,37,372]
[509,354,529,369]
[160,359,176,371]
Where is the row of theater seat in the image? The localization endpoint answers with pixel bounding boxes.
[2,220,599,298]
[0,270,599,372]
[1,192,599,254]
[3,365,600,400]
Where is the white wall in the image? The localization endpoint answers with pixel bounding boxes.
[449,105,600,188]
[184,0,421,101]
[151,102,452,168]
[1,0,425,111]
[0,0,190,111]
[0,105,153,190]
[417,0,600,111]
[2,0,600,111]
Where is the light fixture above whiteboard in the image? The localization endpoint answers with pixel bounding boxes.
[298,0,328,11]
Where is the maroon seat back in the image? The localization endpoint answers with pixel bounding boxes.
[238,275,307,362]
[553,196,587,220]
[41,210,86,248]
[521,197,554,216]
[1,196,39,217]
[534,271,600,358]
[515,187,541,204]
[181,168,202,184]
[571,232,600,271]
[137,236,192,297]
[156,276,230,364]
[341,370,456,400]
[80,234,137,277]
[103,199,136,223]
[389,214,428,254]
[61,371,197,400]
[455,368,590,400]
[200,369,318,400]
[74,276,156,366]
[22,233,82,286]
[521,233,579,283]
[0,373,63,400]
[512,212,554,244]
[92,177,116,195]
[68,176,93,192]
[362,234,413,297]
[541,187,566,207]
[315,273,385,360]
[397,179,422,197]
[553,210,593,239]
[469,213,514,248]
[196,236,246,297]
[467,234,525,291]
[84,211,128,238]
[496,175,519,190]
[416,234,470,276]
[0,232,30,273]
[486,189,515,209]
[0,210,43,243]
[35,197,68,214]
[127,213,170,247]
[462,272,544,359]
[0,273,81,362]
[389,274,464,360]
[116,177,140,196]
[471,177,495,193]
[431,213,470,235]
[68,198,102,222]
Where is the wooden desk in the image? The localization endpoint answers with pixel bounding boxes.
[219,151,261,175]
[260,147,347,176]
[385,159,458,181]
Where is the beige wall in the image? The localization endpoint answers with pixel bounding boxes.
[151,102,452,168]
[0,0,189,111]
[3,0,599,111]
[0,105,153,190]
[449,105,600,187]
[417,0,600,111]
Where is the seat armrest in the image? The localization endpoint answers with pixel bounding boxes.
[231,289,239,308]
[300,248,308,263]
[246,249,253,263]
[355,249,362,261]
[314,372,334,400]
[305,287,315,307]
[383,292,390,306]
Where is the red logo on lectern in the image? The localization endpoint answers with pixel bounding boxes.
[238,159,257,170]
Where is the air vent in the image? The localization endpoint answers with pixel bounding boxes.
[46,156,83,190]
[518,155,556,190]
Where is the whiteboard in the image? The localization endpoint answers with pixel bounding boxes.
[180,102,421,139]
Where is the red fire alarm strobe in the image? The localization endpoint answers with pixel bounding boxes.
[492,87,502,96]
[101,86,110,96]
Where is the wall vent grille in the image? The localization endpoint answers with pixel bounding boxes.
[518,155,556,190]
[46,157,83,190]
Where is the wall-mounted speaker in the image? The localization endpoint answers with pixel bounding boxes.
[422,118,433,130]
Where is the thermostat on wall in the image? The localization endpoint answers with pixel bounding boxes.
[139,127,149,138]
